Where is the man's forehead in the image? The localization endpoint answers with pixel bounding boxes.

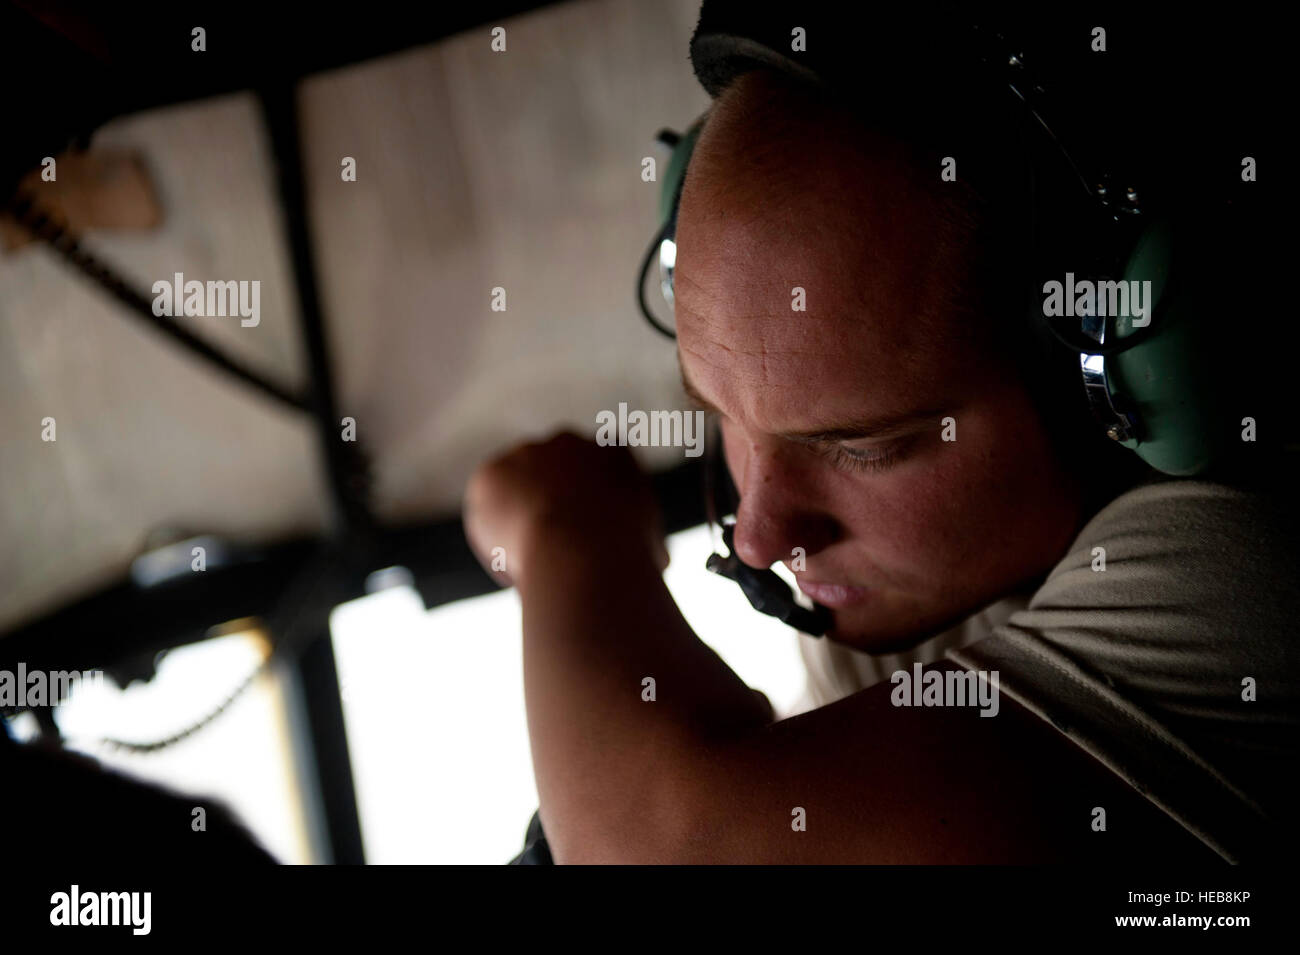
[674,244,940,377]
[672,228,974,439]
[672,168,951,370]
[669,81,984,435]
[676,330,956,443]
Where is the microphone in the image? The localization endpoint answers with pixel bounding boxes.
[705,523,832,636]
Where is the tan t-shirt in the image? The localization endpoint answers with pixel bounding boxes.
[794,477,1300,863]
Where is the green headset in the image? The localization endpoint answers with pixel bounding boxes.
[636,18,1240,478]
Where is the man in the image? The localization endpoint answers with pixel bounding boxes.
[465,4,1296,863]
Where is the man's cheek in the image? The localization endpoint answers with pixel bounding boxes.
[836,483,950,589]
[863,449,994,574]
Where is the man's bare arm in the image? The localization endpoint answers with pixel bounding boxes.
[517,519,773,863]
[466,434,1215,864]
[518,529,1215,864]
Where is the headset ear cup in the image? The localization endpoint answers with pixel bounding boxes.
[1106,217,1222,476]
[659,116,707,233]
[655,115,707,316]
[639,115,708,340]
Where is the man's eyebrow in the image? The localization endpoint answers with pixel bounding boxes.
[680,367,947,441]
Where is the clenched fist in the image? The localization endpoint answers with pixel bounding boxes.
[462,431,670,588]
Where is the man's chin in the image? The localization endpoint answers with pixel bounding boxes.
[819,606,965,655]
[823,626,930,655]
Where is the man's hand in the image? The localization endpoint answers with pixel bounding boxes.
[462,431,669,588]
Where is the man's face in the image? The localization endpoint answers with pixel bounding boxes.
[674,71,1084,652]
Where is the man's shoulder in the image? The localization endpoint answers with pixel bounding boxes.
[1002,472,1300,734]
[1031,475,1300,618]
[950,473,1300,860]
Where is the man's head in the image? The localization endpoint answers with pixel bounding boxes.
[675,67,1102,652]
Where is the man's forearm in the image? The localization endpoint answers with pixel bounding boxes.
[516,520,771,861]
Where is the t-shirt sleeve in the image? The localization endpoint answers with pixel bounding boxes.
[946,477,1300,863]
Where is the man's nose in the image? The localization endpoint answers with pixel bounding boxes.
[730,443,838,570]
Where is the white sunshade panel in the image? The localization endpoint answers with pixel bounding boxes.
[0,95,329,634]
[0,0,707,634]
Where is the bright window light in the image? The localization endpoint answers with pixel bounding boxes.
[56,630,313,864]
[331,522,809,864]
